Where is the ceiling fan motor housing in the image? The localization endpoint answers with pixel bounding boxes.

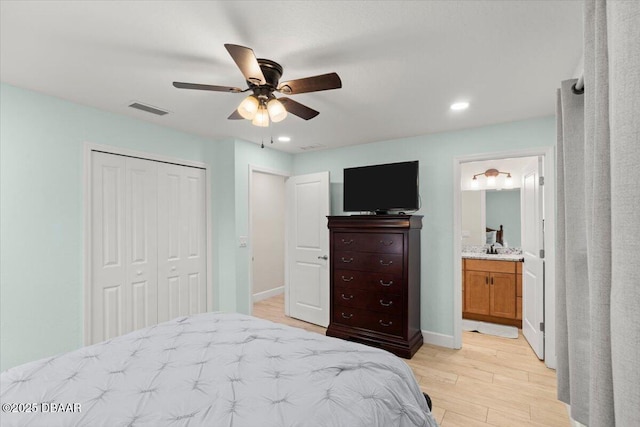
[249,59,284,94]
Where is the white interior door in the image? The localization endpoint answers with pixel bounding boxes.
[91,152,126,342]
[157,163,207,322]
[286,172,330,326]
[91,151,207,343]
[124,157,159,333]
[522,157,544,359]
[91,152,159,342]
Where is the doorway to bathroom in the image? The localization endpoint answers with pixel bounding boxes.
[453,147,556,369]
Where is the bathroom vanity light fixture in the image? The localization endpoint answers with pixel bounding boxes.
[471,168,512,188]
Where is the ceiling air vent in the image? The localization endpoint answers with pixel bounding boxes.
[299,144,325,151]
[128,102,169,116]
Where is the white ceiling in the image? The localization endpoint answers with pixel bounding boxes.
[0,1,582,153]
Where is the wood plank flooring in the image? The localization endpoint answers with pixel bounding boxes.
[253,294,570,426]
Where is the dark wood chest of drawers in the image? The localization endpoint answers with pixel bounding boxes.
[326,215,423,358]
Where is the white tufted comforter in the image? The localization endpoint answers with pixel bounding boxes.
[1,312,438,426]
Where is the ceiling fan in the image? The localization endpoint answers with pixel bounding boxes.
[173,44,342,127]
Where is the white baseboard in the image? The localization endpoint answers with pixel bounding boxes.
[252,286,284,302]
[422,330,455,348]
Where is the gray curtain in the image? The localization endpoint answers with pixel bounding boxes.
[556,1,640,426]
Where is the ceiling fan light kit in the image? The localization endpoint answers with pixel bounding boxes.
[237,95,259,119]
[173,43,342,128]
[267,98,287,122]
[252,106,270,127]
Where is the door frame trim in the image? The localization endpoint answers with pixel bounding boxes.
[247,165,290,316]
[452,146,556,369]
[83,142,212,345]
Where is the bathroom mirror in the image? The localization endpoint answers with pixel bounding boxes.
[461,189,521,247]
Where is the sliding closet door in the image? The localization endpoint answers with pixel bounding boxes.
[91,152,126,342]
[91,152,159,343]
[124,157,159,332]
[90,151,207,344]
[157,163,207,322]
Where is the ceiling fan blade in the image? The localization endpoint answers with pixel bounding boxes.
[173,82,243,93]
[279,97,320,120]
[227,109,244,120]
[224,44,266,85]
[277,72,342,95]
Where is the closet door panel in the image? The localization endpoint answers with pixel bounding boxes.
[92,151,208,340]
[157,163,207,321]
[91,152,126,343]
[124,157,158,333]
[183,168,207,315]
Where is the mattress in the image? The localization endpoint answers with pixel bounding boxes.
[1,312,438,426]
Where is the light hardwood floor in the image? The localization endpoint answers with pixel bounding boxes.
[253,294,570,427]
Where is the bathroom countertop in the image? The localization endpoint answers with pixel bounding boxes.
[462,252,524,262]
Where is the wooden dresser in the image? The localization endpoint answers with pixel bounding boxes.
[326,215,423,358]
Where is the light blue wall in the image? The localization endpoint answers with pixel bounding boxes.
[0,84,232,370]
[0,83,294,370]
[0,81,551,369]
[208,138,237,312]
[486,189,521,247]
[292,117,555,336]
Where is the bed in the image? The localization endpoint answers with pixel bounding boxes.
[1,312,438,427]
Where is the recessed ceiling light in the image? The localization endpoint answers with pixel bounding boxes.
[278,136,291,142]
[450,102,469,111]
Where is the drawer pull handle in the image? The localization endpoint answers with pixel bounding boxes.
[379,240,394,246]
[341,312,353,319]
[379,259,393,266]
[379,320,393,327]
[341,294,354,300]
[379,299,393,307]
[341,239,354,244]
[341,275,354,282]
[379,280,394,287]
[341,257,354,263]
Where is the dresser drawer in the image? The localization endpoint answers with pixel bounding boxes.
[334,251,403,275]
[334,232,404,254]
[334,269,403,293]
[333,306,403,337]
[333,287,402,315]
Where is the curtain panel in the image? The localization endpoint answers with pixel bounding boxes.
[556,1,640,426]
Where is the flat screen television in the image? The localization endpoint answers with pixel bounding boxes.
[343,161,419,214]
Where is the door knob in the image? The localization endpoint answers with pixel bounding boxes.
[318,255,328,260]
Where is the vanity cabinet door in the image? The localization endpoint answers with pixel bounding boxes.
[490,273,517,319]
[464,271,490,315]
